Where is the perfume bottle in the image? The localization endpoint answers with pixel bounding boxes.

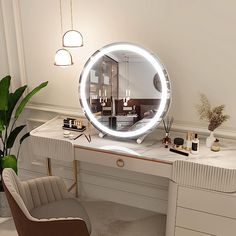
[191,133,199,154]
[162,133,171,148]
[185,131,192,151]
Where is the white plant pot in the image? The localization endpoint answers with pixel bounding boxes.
[0,191,11,217]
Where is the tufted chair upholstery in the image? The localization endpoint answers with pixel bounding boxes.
[2,168,91,236]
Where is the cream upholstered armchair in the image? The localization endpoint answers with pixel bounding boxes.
[2,168,91,236]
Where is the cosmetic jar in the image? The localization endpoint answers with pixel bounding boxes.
[174,138,184,150]
[211,139,220,152]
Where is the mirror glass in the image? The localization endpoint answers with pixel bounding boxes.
[79,42,171,138]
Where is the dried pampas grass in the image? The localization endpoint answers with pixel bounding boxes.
[196,94,230,131]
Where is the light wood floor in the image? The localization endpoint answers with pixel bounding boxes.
[0,201,166,236]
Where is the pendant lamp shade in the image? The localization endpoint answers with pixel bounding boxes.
[54,49,73,66]
[63,30,83,47]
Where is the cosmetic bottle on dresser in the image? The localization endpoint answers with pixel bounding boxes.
[191,133,199,154]
[185,131,192,151]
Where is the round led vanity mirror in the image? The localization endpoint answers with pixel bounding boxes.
[79,42,171,139]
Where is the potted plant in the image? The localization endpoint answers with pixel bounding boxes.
[0,75,48,216]
[196,94,230,147]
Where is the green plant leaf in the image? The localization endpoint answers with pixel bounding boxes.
[6,125,26,149]
[6,85,27,125]
[15,81,48,119]
[0,75,11,111]
[19,132,30,145]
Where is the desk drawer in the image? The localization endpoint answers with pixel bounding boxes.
[176,207,236,236]
[75,147,172,178]
[178,186,236,219]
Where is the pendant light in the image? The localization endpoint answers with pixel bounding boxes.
[63,0,83,47]
[54,0,73,66]
[54,48,73,66]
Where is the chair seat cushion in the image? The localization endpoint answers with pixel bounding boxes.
[30,198,91,233]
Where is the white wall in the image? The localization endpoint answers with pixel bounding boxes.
[0,2,9,78]
[8,0,235,136]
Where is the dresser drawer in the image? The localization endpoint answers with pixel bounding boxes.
[75,147,172,178]
[176,207,236,236]
[175,227,212,236]
[178,186,236,219]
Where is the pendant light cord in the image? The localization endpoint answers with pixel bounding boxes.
[59,0,63,36]
[70,0,74,29]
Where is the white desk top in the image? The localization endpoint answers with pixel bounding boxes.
[30,116,236,169]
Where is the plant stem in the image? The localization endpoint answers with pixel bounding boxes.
[4,127,7,156]
[16,143,21,160]
[0,134,4,147]
[7,118,17,156]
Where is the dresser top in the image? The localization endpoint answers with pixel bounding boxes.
[30,116,236,170]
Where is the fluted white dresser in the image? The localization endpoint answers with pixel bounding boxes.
[30,116,236,236]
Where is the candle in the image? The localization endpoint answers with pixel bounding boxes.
[99,89,101,97]
[104,90,107,96]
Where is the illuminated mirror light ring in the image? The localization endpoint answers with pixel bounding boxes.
[79,42,169,138]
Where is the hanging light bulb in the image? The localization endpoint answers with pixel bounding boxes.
[63,30,83,47]
[63,0,84,48]
[54,0,73,67]
[54,48,73,66]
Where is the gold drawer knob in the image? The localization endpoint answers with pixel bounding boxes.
[116,159,125,168]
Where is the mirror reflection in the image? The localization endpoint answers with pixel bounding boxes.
[82,44,171,135]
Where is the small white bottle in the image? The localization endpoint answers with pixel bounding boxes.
[191,133,199,154]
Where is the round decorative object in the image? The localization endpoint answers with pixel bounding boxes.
[79,42,171,138]
[153,73,162,92]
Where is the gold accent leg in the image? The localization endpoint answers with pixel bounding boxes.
[46,158,52,176]
[68,160,78,197]
[73,160,78,197]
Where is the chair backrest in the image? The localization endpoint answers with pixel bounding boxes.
[2,168,32,217]
[3,168,70,212]
[3,168,35,236]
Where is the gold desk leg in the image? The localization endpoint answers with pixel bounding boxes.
[46,158,52,176]
[68,160,78,197]
[46,157,78,197]
[74,160,78,197]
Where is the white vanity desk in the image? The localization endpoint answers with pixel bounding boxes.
[30,116,236,236]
